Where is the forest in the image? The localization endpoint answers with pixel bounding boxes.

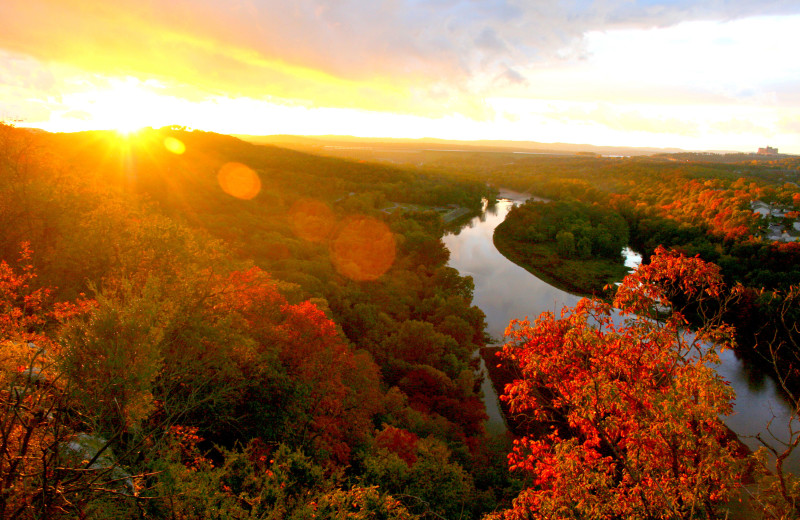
[3,123,800,519]
[0,123,513,519]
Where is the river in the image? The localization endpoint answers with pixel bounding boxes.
[444,189,799,471]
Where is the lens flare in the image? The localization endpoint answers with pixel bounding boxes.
[330,216,396,281]
[289,199,336,243]
[163,136,186,154]
[217,162,261,200]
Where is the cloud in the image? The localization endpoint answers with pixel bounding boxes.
[4,0,795,104]
[1,0,799,133]
[62,110,92,121]
[779,116,800,135]
[495,67,527,87]
[553,103,703,137]
[710,117,769,135]
[0,50,55,91]
[475,27,508,53]
[605,0,800,27]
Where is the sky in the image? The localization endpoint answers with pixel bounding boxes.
[1,0,799,152]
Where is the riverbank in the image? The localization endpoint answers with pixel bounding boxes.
[493,220,630,298]
[479,346,551,439]
[479,347,516,432]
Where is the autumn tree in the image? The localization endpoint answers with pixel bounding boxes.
[491,246,746,519]
[153,439,421,519]
[182,266,383,465]
[0,246,146,518]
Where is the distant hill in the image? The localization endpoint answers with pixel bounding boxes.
[234,134,688,157]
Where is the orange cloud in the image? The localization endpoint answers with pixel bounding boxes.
[0,0,484,119]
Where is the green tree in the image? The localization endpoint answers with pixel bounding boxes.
[363,436,475,519]
[555,230,575,258]
[58,279,166,438]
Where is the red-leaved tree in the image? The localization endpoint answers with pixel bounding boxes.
[492,246,746,519]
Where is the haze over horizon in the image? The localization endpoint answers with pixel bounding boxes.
[1,1,799,154]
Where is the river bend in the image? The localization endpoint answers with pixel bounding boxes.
[445,190,799,471]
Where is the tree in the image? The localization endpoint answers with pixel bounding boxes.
[0,245,148,519]
[58,279,166,439]
[150,265,382,465]
[155,440,420,520]
[363,436,476,519]
[491,246,746,519]
[554,231,575,259]
[742,284,800,519]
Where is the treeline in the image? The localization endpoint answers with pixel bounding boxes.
[457,154,800,289]
[0,124,516,519]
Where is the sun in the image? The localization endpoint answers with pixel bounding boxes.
[114,121,146,137]
[51,77,160,134]
[96,80,155,135]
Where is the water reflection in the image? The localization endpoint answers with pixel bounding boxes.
[485,201,499,218]
[445,192,580,339]
[477,353,509,436]
[623,247,642,271]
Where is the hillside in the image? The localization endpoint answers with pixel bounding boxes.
[0,123,513,519]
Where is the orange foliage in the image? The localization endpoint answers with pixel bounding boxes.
[278,299,381,464]
[210,267,382,465]
[169,425,212,472]
[655,178,759,241]
[614,245,727,315]
[0,245,97,518]
[0,243,94,344]
[495,247,743,519]
[375,425,420,467]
